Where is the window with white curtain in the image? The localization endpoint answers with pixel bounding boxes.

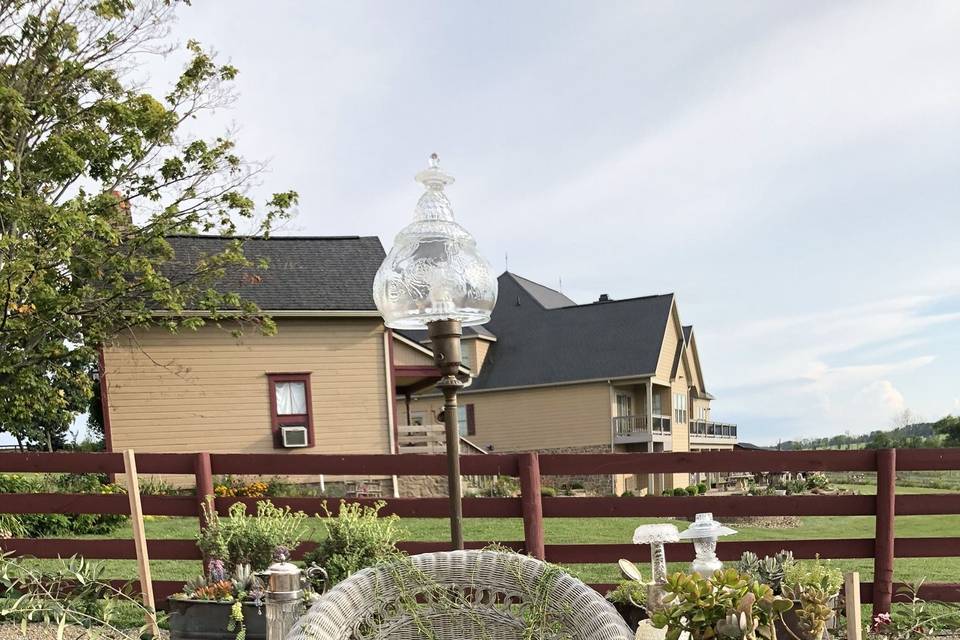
[274,381,307,415]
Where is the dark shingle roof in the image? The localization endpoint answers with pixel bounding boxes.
[682,325,693,344]
[467,272,674,391]
[508,273,576,309]
[163,235,385,310]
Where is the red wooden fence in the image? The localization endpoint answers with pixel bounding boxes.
[2,448,960,615]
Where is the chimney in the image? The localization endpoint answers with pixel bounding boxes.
[598,294,611,303]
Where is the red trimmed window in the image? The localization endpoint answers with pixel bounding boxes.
[267,373,314,448]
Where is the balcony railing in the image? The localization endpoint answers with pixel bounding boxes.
[689,420,738,440]
[612,414,672,438]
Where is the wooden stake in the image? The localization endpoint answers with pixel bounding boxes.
[844,571,863,640]
[124,449,160,637]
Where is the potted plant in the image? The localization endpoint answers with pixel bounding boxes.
[737,551,841,640]
[168,500,307,640]
[606,578,648,631]
[650,569,792,640]
[779,557,843,640]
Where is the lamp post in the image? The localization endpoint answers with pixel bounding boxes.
[373,154,498,549]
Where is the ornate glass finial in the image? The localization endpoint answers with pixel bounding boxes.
[373,155,497,329]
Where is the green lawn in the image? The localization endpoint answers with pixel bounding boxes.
[49,481,960,588]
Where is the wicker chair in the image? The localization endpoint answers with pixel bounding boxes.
[287,550,634,640]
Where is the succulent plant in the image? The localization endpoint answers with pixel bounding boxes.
[736,549,793,594]
[232,563,255,591]
[190,579,235,601]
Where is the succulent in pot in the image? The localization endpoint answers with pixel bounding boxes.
[779,557,843,640]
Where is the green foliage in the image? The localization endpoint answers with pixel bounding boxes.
[0,551,162,635]
[672,488,686,497]
[684,485,698,496]
[868,581,960,639]
[197,500,307,571]
[619,490,635,497]
[606,580,647,607]
[480,476,520,497]
[696,483,708,495]
[804,472,831,491]
[540,486,557,497]
[0,0,298,437]
[934,415,960,447]
[0,473,127,536]
[781,557,843,640]
[302,501,404,586]
[650,569,792,640]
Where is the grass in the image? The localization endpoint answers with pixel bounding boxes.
[36,480,960,589]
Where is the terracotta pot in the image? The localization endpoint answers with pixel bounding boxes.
[168,599,266,640]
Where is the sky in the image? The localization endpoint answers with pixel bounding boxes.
[120,1,960,446]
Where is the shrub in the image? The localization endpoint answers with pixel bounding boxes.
[198,499,307,571]
[672,488,686,497]
[302,501,405,586]
[606,580,647,606]
[696,483,708,495]
[661,490,672,496]
[620,490,635,497]
[684,485,698,496]
[540,486,557,497]
[480,476,520,497]
[569,481,585,490]
[0,473,127,537]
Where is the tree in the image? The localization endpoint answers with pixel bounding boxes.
[935,415,960,447]
[0,1,297,433]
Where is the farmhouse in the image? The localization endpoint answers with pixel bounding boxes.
[403,272,737,494]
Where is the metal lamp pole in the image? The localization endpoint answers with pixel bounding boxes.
[428,319,465,548]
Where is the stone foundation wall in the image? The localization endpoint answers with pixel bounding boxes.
[397,475,449,498]
[532,445,614,495]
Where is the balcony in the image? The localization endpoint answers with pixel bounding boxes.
[612,414,672,443]
[689,420,738,443]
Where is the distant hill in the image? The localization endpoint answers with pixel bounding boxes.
[776,422,939,451]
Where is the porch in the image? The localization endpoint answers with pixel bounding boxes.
[689,419,738,445]
[610,380,673,447]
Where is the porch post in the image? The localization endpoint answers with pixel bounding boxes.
[646,382,655,494]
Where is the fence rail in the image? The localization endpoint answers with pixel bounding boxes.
[1,448,959,613]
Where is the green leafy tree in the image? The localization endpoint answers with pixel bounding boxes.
[0,1,297,433]
[934,415,960,447]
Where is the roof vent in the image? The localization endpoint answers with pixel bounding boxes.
[598,294,611,303]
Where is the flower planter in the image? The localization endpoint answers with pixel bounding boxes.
[611,602,648,631]
[168,599,266,640]
[774,597,837,640]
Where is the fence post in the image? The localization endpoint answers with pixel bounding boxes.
[123,449,160,637]
[518,452,545,560]
[194,452,214,528]
[844,571,863,640]
[874,448,897,617]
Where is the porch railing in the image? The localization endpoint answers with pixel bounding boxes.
[690,420,737,439]
[612,414,672,437]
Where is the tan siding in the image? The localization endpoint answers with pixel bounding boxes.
[393,340,435,366]
[474,340,491,374]
[408,382,612,451]
[656,318,680,380]
[103,318,390,456]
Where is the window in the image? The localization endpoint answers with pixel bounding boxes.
[615,393,633,417]
[457,404,476,437]
[673,393,687,424]
[267,373,314,448]
[410,411,426,426]
[652,393,662,416]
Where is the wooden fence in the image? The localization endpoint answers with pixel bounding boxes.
[1,448,959,615]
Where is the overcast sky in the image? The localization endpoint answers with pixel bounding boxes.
[134,1,960,446]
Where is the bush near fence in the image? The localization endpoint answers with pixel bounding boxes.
[0,448,958,616]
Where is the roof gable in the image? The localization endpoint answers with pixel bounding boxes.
[505,272,576,309]
[162,235,385,311]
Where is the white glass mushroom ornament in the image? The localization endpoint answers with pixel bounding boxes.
[631,523,680,585]
[677,512,737,577]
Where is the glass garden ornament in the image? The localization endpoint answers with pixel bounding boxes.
[677,512,737,577]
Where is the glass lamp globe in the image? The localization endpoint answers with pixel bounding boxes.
[373,154,498,329]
